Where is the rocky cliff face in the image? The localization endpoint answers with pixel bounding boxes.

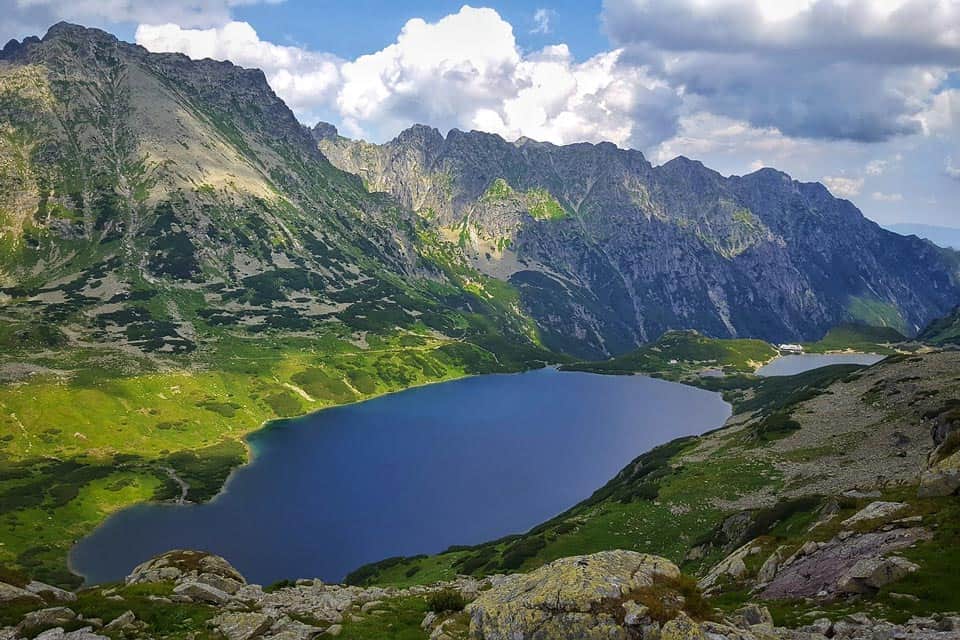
[318,124,960,358]
[0,24,542,362]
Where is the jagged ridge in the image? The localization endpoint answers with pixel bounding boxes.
[317,122,960,358]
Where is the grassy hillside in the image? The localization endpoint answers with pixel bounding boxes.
[803,323,908,354]
[346,351,960,624]
[919,306,960,345]
[561,330,778,379]
[0,24,557,586]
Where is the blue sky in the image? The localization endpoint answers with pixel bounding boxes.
[233,0,608,61]
[2,1,958,229]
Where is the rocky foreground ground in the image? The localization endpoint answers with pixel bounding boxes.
[3,548,960,640]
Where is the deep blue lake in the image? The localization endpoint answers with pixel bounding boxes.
[70,368,730,585]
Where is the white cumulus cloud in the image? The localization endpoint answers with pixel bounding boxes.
[2,0,282,40]
[135,21,342,115]
[604,0,960,142]
[871,191,904,201]
[136,6,681,147]
[531,8,554,34]
[947,156,960,180]
[822,176,865,198]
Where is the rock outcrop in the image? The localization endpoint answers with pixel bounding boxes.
[761,527,932,600]
[126,549,246,595]
[4,549,960,640]
[467,550,680,640]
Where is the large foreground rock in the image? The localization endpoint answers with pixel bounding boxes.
[466,550,680,640]
[126,550,245,597]
[918,468,960,497]
[210,612,274,640]
[0,582,42,604]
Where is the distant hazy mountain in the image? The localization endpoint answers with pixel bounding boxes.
[316,122,960,357]
[887,223,960,250]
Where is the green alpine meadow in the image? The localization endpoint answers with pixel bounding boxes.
[1,9,959,640]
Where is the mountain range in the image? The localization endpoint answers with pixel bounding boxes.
[1,24,958,365]
[316,123,960,357]
[1,23,960,622]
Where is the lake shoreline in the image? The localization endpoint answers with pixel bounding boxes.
[67,351,885,585]
[70,369,733,585]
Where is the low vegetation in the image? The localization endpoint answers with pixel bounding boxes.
[562,330,778,379]
[803,323,908,354]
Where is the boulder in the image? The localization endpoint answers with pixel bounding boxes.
[102,611,137,634]
[841,502,907,527]
[126,550,245,587]
[197,572,243,595]
[211,612,275,640]
[0,581,42,604]
[359,600,382,614]
[698,542,757,593]
[661,613,706,640]
[735,604,773,627]
[18,607,77,634]
[267,617,323,640]
[467,550,681,640]
[25,581,77,603]
[33,628,109,640]
[918,468,960,498]
[838,556,918,593]
[623,600,650,626]
[173,580,232,604]
[421,612,438,630]
[756,549,782,584]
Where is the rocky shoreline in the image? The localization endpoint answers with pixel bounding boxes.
[3,549,960,640]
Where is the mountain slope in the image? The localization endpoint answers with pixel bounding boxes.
[0,24,547,360]
[919,305,960,345]
[0,24,552,585]
[348,349,960,625]
[316,124,960,358]
[887,223,960,250]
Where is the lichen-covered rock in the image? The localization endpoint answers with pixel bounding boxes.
[173,580,232,604]
[467,550,680,639]
[699,542,758,593]
[735,605,774,628]
[837,556,918,593]
[125,550,245,590]
[17,607,77,635]
[841,502,907,527]
[102,611,137,635]
[918,468,960,497]
[211,612,274,640]
[25,582,76,603]
[32,628,109,640]
[756,549,783,584]
[0,581,42,604]
[661,613,706,640]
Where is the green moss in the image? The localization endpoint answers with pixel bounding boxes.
[845,295,908,334]
[526,189,567,220]
[482,177,513,201]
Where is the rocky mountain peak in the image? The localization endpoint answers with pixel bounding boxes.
[317,124,960,357]
[42,21,112,42]
[310,120,339,142]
